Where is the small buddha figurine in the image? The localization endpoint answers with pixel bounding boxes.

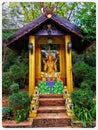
[43,52,57,78]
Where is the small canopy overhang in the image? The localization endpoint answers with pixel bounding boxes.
[3,13,93,54]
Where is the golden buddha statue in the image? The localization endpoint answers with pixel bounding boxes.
[43,51,57,78]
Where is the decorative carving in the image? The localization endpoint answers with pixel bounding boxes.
[29,87,39,118]
[63,86,73,117]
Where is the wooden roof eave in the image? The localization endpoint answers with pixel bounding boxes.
[51,14,84,38]
[3,13,93,54]
[4,14,48,46]
[4,13,85,47]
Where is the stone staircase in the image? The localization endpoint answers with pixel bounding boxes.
[32,94,71,127]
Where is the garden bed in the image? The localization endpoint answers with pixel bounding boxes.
[71,119,96,128]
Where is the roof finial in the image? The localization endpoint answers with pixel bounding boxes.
[40,2,58,18]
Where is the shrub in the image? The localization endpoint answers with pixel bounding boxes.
[73,61,89,87]
[89,100,96,119]
[16,108,30,123]
[73,104,95,127]
[8,92,30,121]
[80,80,90,90]
[73,61,96,91]
[83,46,96,67]
[71,89,96,127]
[2,72,12,95]
[10,82,19,94]
[71,89,94,107]
[3,51,17,72]
[8,64,24,80]
[3,51,29,90]
[85,67,96,92]
[8,93,22,115]
[19,91,31,108]
[2,107,13,120]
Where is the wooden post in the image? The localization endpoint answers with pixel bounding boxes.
[29,36,35,96]
[65,35,73,93]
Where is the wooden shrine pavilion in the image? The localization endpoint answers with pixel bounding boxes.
[3,12,93,125]
[4,12,92,96]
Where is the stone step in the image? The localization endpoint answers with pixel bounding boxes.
[2,120,32,128]
[35,113,70,119]
[38,106,66,113]
[39,94,63,98]
[32,113,71,127]
[39,98,65,106]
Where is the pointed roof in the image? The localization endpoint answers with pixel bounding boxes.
[3,13,92,54]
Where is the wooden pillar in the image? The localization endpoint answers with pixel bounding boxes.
[29,36,35,96]
[65,35,73,93]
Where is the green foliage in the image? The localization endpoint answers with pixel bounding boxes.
[10,82,19,94]
[8,92,30,110]
[2,51,29,90]
[2,107,13,120]
[19,92,31,108]
[73,61,89,87]
[8,64,24,80]
[8,92,30,121]
[89,100,96,119]
[72,49,96,92]
[16,108,30,123]
[73,104,95,127]
[71,89,96,127]
[85,67,96,88]
[80,81,90,89]
[2,72,12,94]
[3,51,17,72]
[2,29,18,40]
[80,66,96,92]
[73,2,96,42]
[83,45,96,67]
[71,89,94,107]
[8,93,23,111]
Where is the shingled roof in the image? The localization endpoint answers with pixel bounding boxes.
[3,13,92,54]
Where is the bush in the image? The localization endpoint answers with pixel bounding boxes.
[73,61,96,91]
[8,93,22,113]
[2,72,12,94]
[80,80,90,90]
[8,64,24,80]
[16,108,30,123]
[73,61,89,87]
[10,82,19,94]
[19,91,31,108]
[3,51,29,90]
[73,104,95,127]
[8,92,30,121]
[71,89,96,127]
[85,67,96,91]
[89,100,96,119]
[79,66,96,93]
[2,107,13,120]
[3,51,17,72]
[71,89,94,107]
[83,46,96,67]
